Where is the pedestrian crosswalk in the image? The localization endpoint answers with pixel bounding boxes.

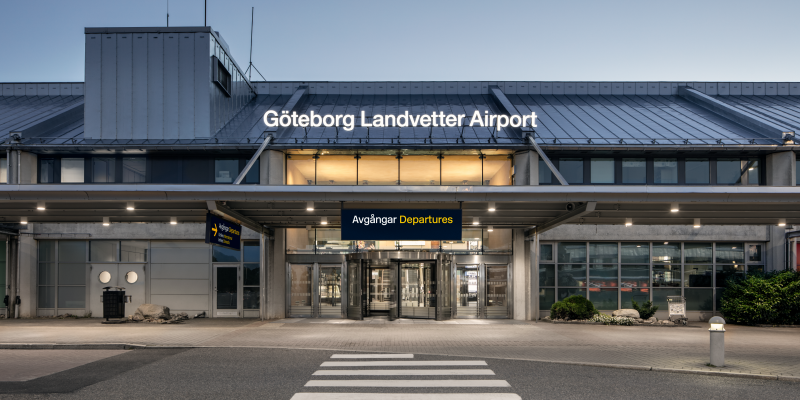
[290,353,521,400]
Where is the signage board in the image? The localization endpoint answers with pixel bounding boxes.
[204,214,242,250]
[341,209,462,241]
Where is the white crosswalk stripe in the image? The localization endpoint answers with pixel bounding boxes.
[290,353,521,400]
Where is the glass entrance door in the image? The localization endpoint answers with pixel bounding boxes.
[485,264,509,318]
[289,264,313,317]
[318,265,342,317]
[456,265,479,318]
[347,261,362,320]
[367,268,392,315]
[213,266,239,317]
[399,262,437,319]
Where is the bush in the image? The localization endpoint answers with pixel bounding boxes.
[631,300,659,319]
[720,270,800,325]
[550,295,598,320]
[591,313,634,326]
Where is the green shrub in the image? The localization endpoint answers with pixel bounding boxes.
[631,300,659,319]
[591,313,634,326]
[720,270,800,325]
[550,295,598,320]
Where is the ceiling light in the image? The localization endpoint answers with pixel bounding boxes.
[625,218,632,227]
[778,219,786,227]
[473,217,480,225]
[488,202,496,212]
[321,216,328,225]
[664,242,668,245]
[693,218,701,228]
[126,202,135,210]
[170,217,177,225]
[306,201,314,211]
[488,225,494,232]
[102,217,110,226]
[36,202,45,210]
[20,217,28,225]
[670,203,679,213]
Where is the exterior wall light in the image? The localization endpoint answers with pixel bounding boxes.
[473,217,480,225]
[625,218,632,227]
[170,217,178,225]
[708,316,726,367]
[306,201,314,211]
[488,225,494,232]
[488,202,496,212]
[321,216,328,225]
[126,202,135,210]
[102,217,110,226]
[670,203,679,212]
[20,217,28,225]
[778,219,787,227]
[693,218,701,228]
[37,202,46,210]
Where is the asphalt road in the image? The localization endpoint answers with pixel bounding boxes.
[0,348,797,399]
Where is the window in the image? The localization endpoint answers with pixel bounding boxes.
[404,155,440,186]
[654,158,677,184]
[150,159,182,183]
[621,158,645,184]
[287,155,316,185]
[40,159,55,183]
[92,158,116,183]
[214,160,239,183]
[590,159,614,184]
[38,241,86,310]
[483,155,512,185]
[358,155,397,185]
[317,155,357,185]
[717,159,743,185]
[212,245,241,262]
[797,160,800,185]
[559,158,583,184]
[685,159,709,184]
[213,56,232,96]
[0,158,6,183]
[441,155,482,185]
[242,241,260,310]
[538,159,552,184]
[122,158,146,183]
[60,158,84,183]
[244,159,259,184]
[121,241,148,262]
[89,241,118,262]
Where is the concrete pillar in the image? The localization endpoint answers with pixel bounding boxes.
[512,229,530,320]
[8,150,37,184]
[531,232,540,321]
[260,150,285,185]
[6,237,17,317]
[265,228,286,319]
[17,228,36,317]
[767,225,787,272]
[766,151,795,186]
[513,150,539,185]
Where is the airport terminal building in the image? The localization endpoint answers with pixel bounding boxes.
[2,26,800,322]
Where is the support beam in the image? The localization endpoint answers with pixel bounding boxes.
[528,201,597,236]
[528,136,568,185]
[235,85,308,184]
[206,201,264,233]
[7,236,18,318]
[678,87,795,141]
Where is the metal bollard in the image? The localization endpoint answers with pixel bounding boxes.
[708,316,726,367]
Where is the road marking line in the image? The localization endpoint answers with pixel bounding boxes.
[313,369,495,376]
[330,354,414,359]
[321,361,487,367]
[305,380,511,387]
[291,394,521,400]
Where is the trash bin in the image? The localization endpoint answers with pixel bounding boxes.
[102,287,130,323]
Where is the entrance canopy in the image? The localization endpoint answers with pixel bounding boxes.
[1,184,797,232]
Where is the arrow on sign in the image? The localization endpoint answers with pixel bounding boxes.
[212,223,218,236]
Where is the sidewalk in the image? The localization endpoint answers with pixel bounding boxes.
[1,317,798,380]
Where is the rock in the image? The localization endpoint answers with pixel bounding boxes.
[660,320,674,325]
[646,317,657,324]
[134,304,171,320]
[612,309,640,318]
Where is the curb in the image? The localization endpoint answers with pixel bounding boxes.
[1,343,798,382]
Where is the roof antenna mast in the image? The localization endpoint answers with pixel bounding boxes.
[204,0,207,26]
[167,0,170,27]
[244,7,267,82]
[248,6,254,81]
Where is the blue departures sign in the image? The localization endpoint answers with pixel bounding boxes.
[341,209,462,241]
[205,214,242,250]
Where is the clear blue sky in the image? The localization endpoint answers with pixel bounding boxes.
[2,0,798,82]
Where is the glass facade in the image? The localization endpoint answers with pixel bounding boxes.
[286,228,512,254]
[287,152,512,186]
[539,241,765,312]
[38,241,86,310]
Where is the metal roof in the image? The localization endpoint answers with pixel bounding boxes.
[3,85,800,151]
